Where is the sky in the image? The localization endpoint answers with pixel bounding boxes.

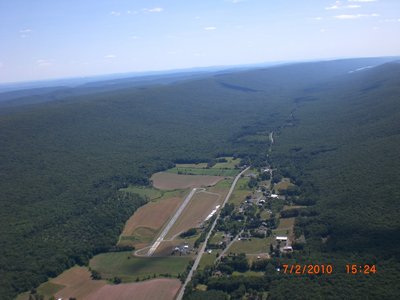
[0,0,399,83]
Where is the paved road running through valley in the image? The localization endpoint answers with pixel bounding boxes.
[176,167,250,300]
[147,187,198,256]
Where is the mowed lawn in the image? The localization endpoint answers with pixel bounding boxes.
[90,252,191,281]
[228,177,251,206]
[229,237,272,254]
[198,250,220,270]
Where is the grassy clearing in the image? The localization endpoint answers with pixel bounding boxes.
[212,178,233,189]
[90,252,191,282]
[198,250,220,270]
[229,177,251,206]
[282,205,307,211]
[37,282,65,298]
[229,237,272,254]
[260,209,272,220]
[232,271,265,277]
[120,185,187,202]
[120,185,163,200]
[274,179,295,192]
[277,217,295,230]
[166,167,238,177]
[209,231,225,244]
[16,282,65,300]
[176,163,208,168]
[212,157,241,169]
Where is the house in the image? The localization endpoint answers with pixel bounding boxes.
[282,245,293,252]
[276,236,288,242]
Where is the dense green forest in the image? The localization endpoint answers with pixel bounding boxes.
[0,57,399,299]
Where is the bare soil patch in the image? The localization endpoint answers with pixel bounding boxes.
[151,172,223,190]
[85,278,181,300]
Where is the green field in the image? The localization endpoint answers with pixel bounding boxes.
[198,250,220,270]
[90,252,192,282]
[176,163,208,168]
[228,177,251,206]
[120,185,163,200]
[212,157,241,169]
[229,237,272,254]
[211,178,233,190]
[120,186,187,202]
[232,271,264,277]
[209,231,225,244]
[166,167,239,177]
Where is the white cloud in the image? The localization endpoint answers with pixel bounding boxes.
[110,11,121,16]
[20,29,32,33]
[313,17,323,20]
[380,18,400,23]
[20,28,33,38]
[104,54,116,59]
[36,59,53,67]
[334,13,379,19]
[143,7,163,13]
[348,0,377,2]
[326,1,362,10]
[204,26,217,31]
[226,0,245,3]
[326,4,340,10]
[0,62,3,68]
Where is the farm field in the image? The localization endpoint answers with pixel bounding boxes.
[151,172,224,190]
[17,266,107,300]
[90,252,191,281]
[165,190,222,238]
[85,278,181,300]
[17,266,181,300]
[118,196,184,248]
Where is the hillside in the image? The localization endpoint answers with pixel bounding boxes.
[268,62,400,299]
[0,58,399,299]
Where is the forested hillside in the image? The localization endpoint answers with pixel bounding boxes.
[0,58,398,299]
[268,61,400,299]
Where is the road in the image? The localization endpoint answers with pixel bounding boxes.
[147,187,198,256]
[175,167,250,300]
